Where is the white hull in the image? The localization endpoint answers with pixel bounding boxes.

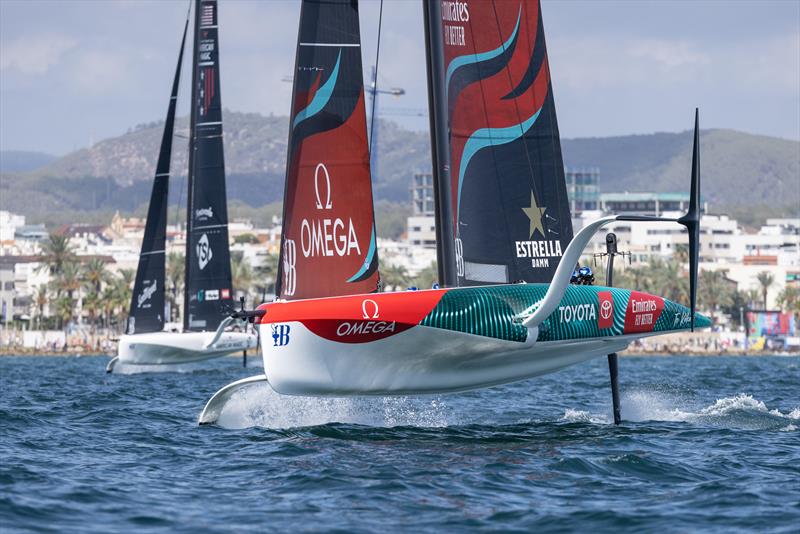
[115,331,257,367]
[259,322,632,396]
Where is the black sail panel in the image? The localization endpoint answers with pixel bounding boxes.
[184,0,233,331]
[127,17,188,335]
[430,0,573,285]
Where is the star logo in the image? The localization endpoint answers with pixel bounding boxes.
[522,191,547,239]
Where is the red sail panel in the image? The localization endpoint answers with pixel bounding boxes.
[438,0,573,285]
[277,0,380,300]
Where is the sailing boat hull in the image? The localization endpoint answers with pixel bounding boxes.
[117,331,257,366]
[255,284,710,396]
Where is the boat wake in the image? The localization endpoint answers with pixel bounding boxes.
[111,361,209,375]
[215,382,455,430]
[561,392,799,430]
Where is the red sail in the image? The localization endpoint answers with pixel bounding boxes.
[433,0,574,286]
[276,0,380,300]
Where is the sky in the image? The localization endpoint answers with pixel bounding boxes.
[1,0,798,156]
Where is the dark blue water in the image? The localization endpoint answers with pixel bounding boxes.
[1,355,798,533]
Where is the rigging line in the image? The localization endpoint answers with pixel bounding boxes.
[172,0,192,252]
[368,0,385,292]
[488,1,543,216]
[368,0,384,152]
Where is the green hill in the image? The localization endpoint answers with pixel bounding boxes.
[1,110,797,228]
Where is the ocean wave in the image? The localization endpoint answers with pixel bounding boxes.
[563,392,798,430]
[214,383,454,430]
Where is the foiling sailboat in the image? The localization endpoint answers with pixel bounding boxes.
[199,0,709,424]
[107,0,256,373]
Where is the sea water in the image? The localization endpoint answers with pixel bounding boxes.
[1,355,798,532]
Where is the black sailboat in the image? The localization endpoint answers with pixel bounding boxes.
[184,0,234,332]
[127,17,189,335]
[110,0,256,373]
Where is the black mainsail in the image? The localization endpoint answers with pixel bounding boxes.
[184,0,234,331]
[424,0,573,286]
[127,17,189,335]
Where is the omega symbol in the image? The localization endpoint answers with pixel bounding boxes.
[361,299,379,319]
[314,163,333,210]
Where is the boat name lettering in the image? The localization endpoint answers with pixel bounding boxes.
[300,218,361,258]
[558,303,596,324]
[137,280,157,308]
[195,207,213,220]
[336,321,396,337]
[515,240,563,258]
[673,310,692,328]
[199,40,214,62]
[631,298,657,313]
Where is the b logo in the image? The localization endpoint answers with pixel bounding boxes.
[455,238,465,277]
[197,233,213,270]
[271,324,291,347]
[314,163,333,210]
[361,299,379,319]
[283,239,297,296]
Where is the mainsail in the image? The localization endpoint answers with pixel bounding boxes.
[276,0,380,300]
[425,0,573,286]
[127,17,189,335]
[184,0,234,331]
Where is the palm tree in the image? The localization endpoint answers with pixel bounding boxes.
[38,233,74,276]
[82,257,109,295]
[52,261,82,300]
[34,285,48,329]
[54,296,74,330]
[755,271,774,310]
[698,269,733,323]
[381,264,411,291]
[82,292,102,335]
[412,262,439,290]
[166,252,184,320]
[231,252,254,302]
[254,253,279,302]
[776,285,800,317]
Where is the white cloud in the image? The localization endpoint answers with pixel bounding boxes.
[627,39,710,70]
[67,49,130,93]
[0,34,77,75]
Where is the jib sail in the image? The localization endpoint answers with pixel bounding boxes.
[184,0,234,331]
[276,0,380,300]
[127,16,188,335]
[425,0,573,286]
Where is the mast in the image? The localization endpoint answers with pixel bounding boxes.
[183,0,199,332]
[183,0,233,331]
[422,0,457,287]
[276,0,380,301]
[127,15,189,335]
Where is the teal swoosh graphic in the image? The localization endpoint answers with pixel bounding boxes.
[457,106,542,222]
[445,5,521,99]
[347,227,376,283]
[292,50,341,129]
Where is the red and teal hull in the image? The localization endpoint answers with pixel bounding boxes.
[255,285,710,396]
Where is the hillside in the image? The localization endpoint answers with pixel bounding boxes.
[1,110,797,225]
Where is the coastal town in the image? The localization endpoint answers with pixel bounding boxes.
[1,169,798,355]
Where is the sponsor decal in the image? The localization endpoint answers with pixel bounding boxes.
[336,320,396,338]
[195,207,214,220]
[557,303,596,324]
[624,291,665,333]
[597,291,614,329]
[220,288,230,300]
[137,280,157,309]
[283,239,297,296]
[197,290,204,303]
[441,1,469,46]
[517,191,562,269]
[299,163,361,259]
[672,309,692,329]
[361,299,379,319]
[454,237,465,277]
[197,233,213,270]
[272,324,291,347]
[205,289,219,301]
[128,317,135,334]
